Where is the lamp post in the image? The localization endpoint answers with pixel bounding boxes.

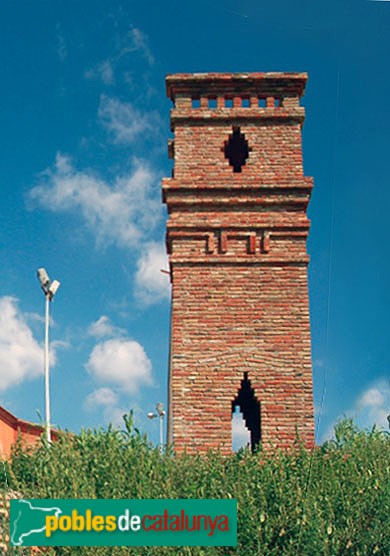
[147,402,165,453]
[37,267,60,443]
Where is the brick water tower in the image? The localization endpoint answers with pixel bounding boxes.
[162,72,315,454]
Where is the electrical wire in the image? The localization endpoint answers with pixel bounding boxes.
[296,66,341,553]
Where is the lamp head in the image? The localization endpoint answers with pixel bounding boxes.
[37,268,60,299]
[49,280,60,297]
[156,403,165,417]
[37,267,50,289]
[147,412,157,419]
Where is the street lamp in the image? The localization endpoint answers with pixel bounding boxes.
[37,267,60,443]
[147,402,165,453]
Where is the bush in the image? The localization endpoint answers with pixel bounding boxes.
[2,417,389,555]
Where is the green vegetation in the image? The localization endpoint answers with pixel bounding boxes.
[2,416,389,555]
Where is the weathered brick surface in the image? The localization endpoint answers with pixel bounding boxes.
[163,72,315,454]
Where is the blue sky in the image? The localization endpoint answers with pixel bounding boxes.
[0,0,388,448]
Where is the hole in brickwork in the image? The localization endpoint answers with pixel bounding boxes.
[208,98,217,108]
[241,98,250,108]
[258,98,266,108]
[223,126,250,173]
[232,372,261,453]
[275,98,281,107]
[225,98,233,108]
[192,98,200,108]
[232,406,251,451]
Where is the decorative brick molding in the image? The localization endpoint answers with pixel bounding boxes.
[163,72,315,454]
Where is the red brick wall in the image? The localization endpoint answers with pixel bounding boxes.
[173,122,304,183]
[164,73,315,454]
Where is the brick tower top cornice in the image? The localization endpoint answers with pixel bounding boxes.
[166,72,308,99]
[164,69,313,210]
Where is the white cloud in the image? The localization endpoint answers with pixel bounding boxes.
[320,378,390,442]
[24,311,46,325]
[56,26,67,62]
[0,297,46,391]
[134,242,171,305]
[28,154,169,306]
[51,339,70,352]
[355,380,389,429]
[84,387,143,429]
[232,408,251,451]
[103,406,132,427]
[29,154,161,249]
[85,60,114,85]
[88,316,125,338]
[84,25,154,88]
[98,96,159,144]
[120,27,154,65]
[84,387,133,429]
[85,338,153,394]
[358,387,384,409]
[84,387,118,409]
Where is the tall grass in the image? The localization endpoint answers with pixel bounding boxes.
[2,417,389,555]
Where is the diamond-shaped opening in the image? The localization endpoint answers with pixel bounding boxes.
[223,126,251,173]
